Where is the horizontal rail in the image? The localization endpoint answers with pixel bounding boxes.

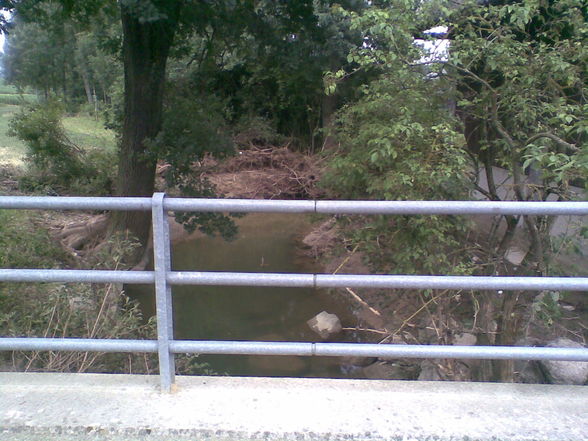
[0,269,154,284]
[2,269,587,291]
[0,338,158,353]
[0,196,153,211]
[172,272,588,291]
[2,338,587,362]
[1,196,588,215]
[2,194,587,391]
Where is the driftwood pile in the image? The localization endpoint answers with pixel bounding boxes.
[206,146,324,199]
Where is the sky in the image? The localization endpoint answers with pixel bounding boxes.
[0,10,9,53]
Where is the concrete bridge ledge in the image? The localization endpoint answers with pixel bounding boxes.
[1,372,587,441]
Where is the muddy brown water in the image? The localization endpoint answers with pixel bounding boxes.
[126,213,358,378]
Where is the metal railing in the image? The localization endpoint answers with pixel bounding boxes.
[1,194,587,391]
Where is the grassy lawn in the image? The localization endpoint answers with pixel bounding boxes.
[0,79,116,169]
[0,103,27,167]
[0,104,116,168]
[62,113,117,153]
[0,108,116,170]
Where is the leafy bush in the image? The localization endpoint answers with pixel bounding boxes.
[146,89,241,239]
[322,76,472,274]
[8,101,115,195]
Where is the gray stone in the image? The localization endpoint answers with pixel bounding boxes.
[418,360,442,381]
[514,338,547,384]
[515,360,547,384]
[504,247,527,265]
[452,332,477,346]
[541,338,588,385]
[306,311,342,340]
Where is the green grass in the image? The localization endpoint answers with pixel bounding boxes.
[62,113,117,153]
[0,103,28,167]
[0,209,69,267]
[0,103,117,168]
[0,79,20,94]
[0,79,38,167]
[0,93,37,105]
[0,77,116,168]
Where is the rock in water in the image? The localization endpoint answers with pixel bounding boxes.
[307,311,342,340]
[541,338,588,385]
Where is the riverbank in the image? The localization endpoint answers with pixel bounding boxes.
[2,142,586,383]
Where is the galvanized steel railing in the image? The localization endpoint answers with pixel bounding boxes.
[1,194,587,391]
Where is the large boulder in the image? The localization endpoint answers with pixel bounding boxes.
[540,338,588,385]
[307,311,342,340]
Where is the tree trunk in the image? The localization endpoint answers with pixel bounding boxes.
[80,67,94,107]
[109,5,179,248]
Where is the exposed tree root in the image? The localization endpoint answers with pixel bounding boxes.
[51,214,109,256]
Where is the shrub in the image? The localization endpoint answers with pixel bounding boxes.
[8,101,115,195]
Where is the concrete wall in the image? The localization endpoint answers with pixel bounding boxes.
[1,372,587,441]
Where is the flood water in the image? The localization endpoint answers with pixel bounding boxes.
[126,213,356,378]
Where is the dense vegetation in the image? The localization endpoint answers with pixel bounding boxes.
[0,0,586,381]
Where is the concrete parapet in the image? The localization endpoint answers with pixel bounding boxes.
[1,372,586,441]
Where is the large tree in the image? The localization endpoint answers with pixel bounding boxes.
[448,0,587,380]
[2,0,327,247]
[323,0,587,381]
[109,1,182,245]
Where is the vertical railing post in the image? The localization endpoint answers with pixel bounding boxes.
[152,192,175,392]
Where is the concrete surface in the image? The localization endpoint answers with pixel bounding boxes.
[2,373,587,441]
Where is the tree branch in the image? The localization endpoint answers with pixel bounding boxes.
[525,132,579,153]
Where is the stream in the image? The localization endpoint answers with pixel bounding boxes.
[126,213,357,378]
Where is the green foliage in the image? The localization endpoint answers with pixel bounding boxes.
[0,210,69,268]
[1,3,122,110]
[322,0,471,274]
[234,115,289,148]
[8,101,87,182]
[8,101,115,194]
[174,0,368,150]
[448,0,588,195]
[324,78,468,201]
[531,291,562,327]
[146,92,234,169]
[0,220,156,373]
[145,88,240,239]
